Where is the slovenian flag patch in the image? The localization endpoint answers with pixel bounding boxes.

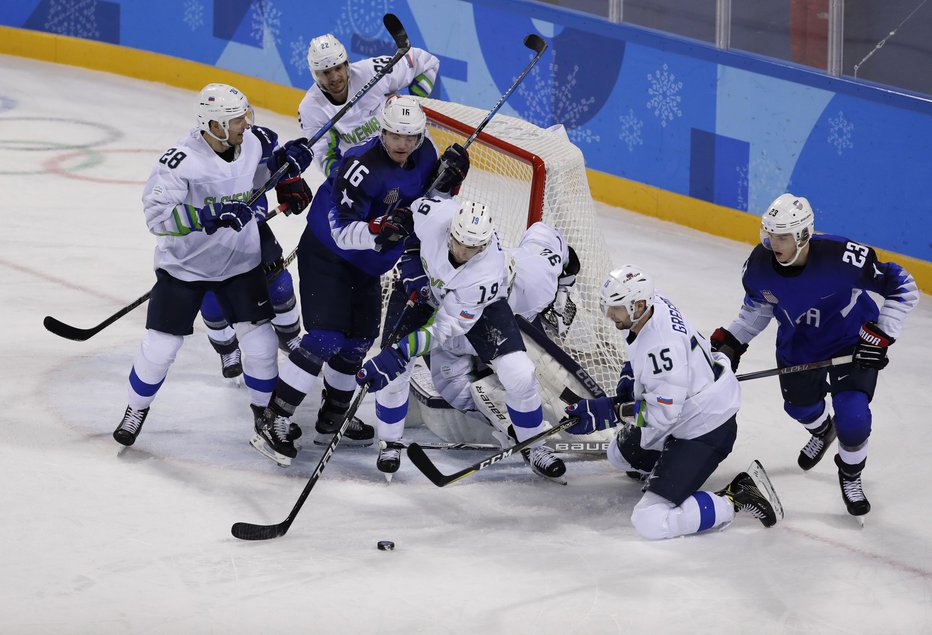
[656,396,673,405]
[459,309,475,319]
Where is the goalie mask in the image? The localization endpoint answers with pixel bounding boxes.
[379,95,426,150]
[599,265,654,329]
[760,193,814,267]
[195,83,254,144]
[307,34,348,90]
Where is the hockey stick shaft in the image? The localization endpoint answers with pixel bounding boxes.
[736,355,853,382]
[426,33,547,193]
[231,299,416,541]
[407,416,579,487]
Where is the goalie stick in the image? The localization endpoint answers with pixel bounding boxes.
[44,14,411,343]
[407,416,579,487]
[231,298,417,541]
[426,33,548,193]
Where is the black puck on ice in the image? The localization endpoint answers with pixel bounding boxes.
[377,540,395,551]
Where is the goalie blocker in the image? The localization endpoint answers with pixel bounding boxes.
[409,316,616,452]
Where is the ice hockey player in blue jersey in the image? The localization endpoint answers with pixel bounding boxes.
[710,193,919,518]
[250,95,470,466]
[564,266,783,539]
[111,83,313,447]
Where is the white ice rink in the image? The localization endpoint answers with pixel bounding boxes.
[1,55,931,634]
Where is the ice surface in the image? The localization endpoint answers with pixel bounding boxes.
[1,55,930,634]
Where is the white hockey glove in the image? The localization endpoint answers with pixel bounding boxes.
[541,287,577,338]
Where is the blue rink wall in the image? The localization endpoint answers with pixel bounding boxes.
[2,0,930,288]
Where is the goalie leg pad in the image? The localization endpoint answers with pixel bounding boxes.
[469,374,512,440]
[128,329,185,409]
[432,347,479,411]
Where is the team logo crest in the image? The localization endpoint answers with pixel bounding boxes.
[762,289,779,304]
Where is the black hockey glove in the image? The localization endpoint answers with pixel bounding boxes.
[559,245,580,287]
[853,321,894,369]
[432,143,470,195]
[275,175,313,215]
[372,207,414,251]
[710,327,748,371]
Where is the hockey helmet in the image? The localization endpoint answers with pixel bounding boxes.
[599,265,654,321]
[195,83,253,143]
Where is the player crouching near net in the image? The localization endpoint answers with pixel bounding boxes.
[356,199,568,483]
[564,266,783,539]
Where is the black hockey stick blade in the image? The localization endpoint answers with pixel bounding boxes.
[44,290,152,341]
[230,519,290,541]
[524,33,548,55]
[407,416,579,487]
[383,13,410,49]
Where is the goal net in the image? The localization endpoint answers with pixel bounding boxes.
[417,97,627,394]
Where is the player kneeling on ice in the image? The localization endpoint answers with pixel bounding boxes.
[709,193,918,519]
[112,83,313,447]
[357,198,567,482]
[564,266,783,539]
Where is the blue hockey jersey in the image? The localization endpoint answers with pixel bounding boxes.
[729,234,918,364]
[306,135,438,277]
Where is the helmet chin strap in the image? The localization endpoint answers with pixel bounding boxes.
[205,124,232,148]
[776,238,809,267]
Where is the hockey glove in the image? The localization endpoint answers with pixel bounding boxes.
[564,396,619,435]
[432,143,470,195]
[559,245,581,287]
[372,207,414,251]
[356,344,410,392]
[710,327,748,372]
[541,287,577,338]
[615,361,635,403]
[275,175,313,215]
[853,321,894,369]
[197,201,254,235]
[270,138,313,178]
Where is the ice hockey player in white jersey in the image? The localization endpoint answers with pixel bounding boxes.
[356,198,566,482]
[111,83,313,447]
[298,33,439,177]
[564,265,784,539]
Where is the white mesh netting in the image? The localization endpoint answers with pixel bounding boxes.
[411,97,627,393]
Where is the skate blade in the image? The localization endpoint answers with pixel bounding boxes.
[747,459,784,521]
[383,472,394,484]
[249,434,292,467]
[313,433,373,447]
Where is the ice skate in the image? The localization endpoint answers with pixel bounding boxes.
[798,416,836,470]
[377,441,405,483]
[113,406,149,447]
[717,460,783,527]
[522,444,567,484]
[250,406,297,467]
[313,389,374,447]
[835,454,870,522]
[220,348,243,380]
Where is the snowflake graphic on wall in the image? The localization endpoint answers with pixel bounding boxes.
[827,111,854,155]
[250,0,282,46]
[736,164,749,211]
[290,37,309,75]
[748,150,786,209]
[45,0,99,39]
[646,64,683,128]
[182,0,204,31]
[332,0,394,47]
[618,108,644,151]
[516,52,600,145]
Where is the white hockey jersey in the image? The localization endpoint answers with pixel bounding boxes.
[141,129,268,282]
[411,196,508,350]
[297,49,440,177]
[627,292,741,451]
[507,222,569,320]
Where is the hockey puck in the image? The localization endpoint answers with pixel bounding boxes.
[377,540,395,551]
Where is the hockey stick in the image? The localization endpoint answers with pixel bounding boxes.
[44,17,411,342]
[426,33,547,193]
[231,299,416,541]
[406,416,579,487]
[386,440,498,451]
[736,355,853,382]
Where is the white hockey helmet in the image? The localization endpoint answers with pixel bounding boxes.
[760,193,814,266]
[450,200,494,249]
[599,265,654,321]
[307,33,348,73]
[379,95,426,148]
[195,83,253,143]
